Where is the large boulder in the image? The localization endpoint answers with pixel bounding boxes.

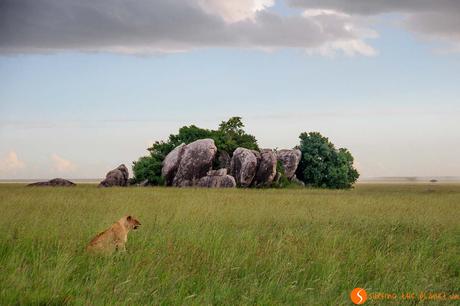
[230,148,259,187]
[172,139,217,187]
[253,149,277,186]
[99,164,129,187]
[276,149,301,179]
[162,143,185,186]
[27,178,76,187]
[197,169,236,188]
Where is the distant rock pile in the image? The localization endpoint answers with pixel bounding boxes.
[161,139,303,188]
[27,141,304,189]
[27,178,76,187]
[99,164,129,187]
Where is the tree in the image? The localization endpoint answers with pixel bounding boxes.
[296,132,359,189]
[132,155,164,185]
[132,117,258,185]
[214,116,259,154]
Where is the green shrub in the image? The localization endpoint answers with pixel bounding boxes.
[296,132,359,189]
[132,155,164,186]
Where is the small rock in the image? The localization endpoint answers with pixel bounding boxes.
[138,179,149,187]
[207,168,228,176]
[27,178,76,187]
[291,175,305,187]
[197,172,236,188]
[99,164,129,187]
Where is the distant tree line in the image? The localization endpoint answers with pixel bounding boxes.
[133,117,359,189]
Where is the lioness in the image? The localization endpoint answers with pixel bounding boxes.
[86,215,141,254]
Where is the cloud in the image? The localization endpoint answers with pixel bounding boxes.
[288,0,460,52]
[2,0,457,55]
[0,0,376,56]
[51,154,76,173]
[197,0,275,22]
[0,151,26,173]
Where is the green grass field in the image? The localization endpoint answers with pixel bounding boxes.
[0,184,459,305]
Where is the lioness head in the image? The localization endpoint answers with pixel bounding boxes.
[125,215,141,230]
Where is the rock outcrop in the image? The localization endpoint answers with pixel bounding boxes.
[230,148,259,187]
[99,164,129,187]
[27,178,76,187]
[159,140,304,188]
[253,149,277,186]
[276,149,301,179]
[172,139,217,187]
[162,143,185,186]
[197,169,236,188]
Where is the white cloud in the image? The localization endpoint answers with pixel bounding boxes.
[0,151,26,173]
[51,154,76,173]
[289,0,460,52]
[308,39,377,57]
[302,9,349,18]
[197,0,275,22]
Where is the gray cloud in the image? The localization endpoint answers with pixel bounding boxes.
[288,0,460,50]
[2,0,457,55]
[288,0,460,15]
[0,0,375,55]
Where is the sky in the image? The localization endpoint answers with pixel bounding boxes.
[0,0,459,179]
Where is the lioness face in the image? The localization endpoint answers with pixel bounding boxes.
[126,215,141,230]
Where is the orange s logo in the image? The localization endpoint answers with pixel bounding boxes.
[350,288,367,304]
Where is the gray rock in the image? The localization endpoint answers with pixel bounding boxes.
[98,164,129,187]
[291,175,305,187]
[207,168,228,176]
[276,149,301,179]
[253,149,277,186]
[230,148,259,187]
[27,178,76,187]
[173,139,217,187]
[162,143,185,186]
[197,169,236,188]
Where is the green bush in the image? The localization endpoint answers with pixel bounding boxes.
[132,155,164,186]
[132,117,258,185]
[296,132,359,189]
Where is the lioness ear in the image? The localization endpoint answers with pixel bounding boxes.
[127,216,132,221]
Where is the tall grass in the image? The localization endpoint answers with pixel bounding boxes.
[0,184,458,305]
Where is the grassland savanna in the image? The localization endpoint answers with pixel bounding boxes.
[0,184,459,305]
